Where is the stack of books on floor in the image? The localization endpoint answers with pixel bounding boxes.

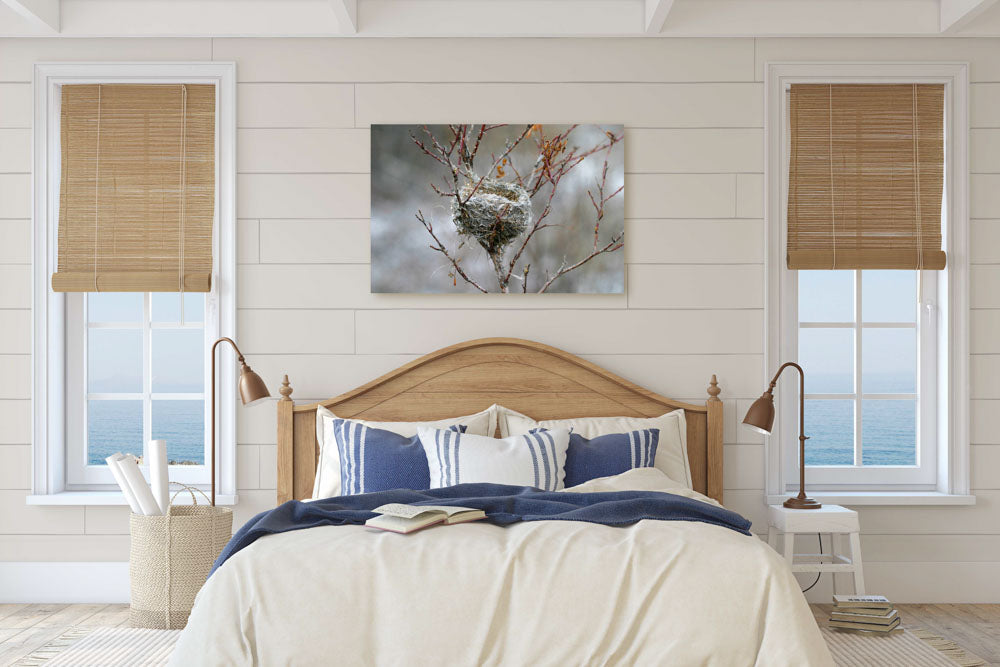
[829,595,901,634]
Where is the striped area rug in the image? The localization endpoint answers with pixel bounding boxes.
[12,627,181,667]
[822,626,986,667]
[12,624,987,666]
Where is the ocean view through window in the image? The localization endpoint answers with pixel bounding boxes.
[86,292,207,466]
[798,270,920,467]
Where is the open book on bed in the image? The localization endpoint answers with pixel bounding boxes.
[365,503,486,534]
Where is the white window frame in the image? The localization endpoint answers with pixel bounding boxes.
[30,62,238,505]
[764,62,973,505]
[792,269,936,487]
[65,292,212,487]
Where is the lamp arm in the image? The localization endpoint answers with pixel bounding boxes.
[212,336,245,364]
[768,361,807,443]
[209,336,244,507]
[767,361,803,390]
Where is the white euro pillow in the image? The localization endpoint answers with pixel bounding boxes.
[418,427,571,491]
[564,468,721,508]
[312,404,498,499]
[498,406,692,489]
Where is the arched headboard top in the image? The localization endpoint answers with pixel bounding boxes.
[277,338,723,503]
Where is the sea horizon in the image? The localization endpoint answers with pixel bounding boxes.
[88,400,205,465]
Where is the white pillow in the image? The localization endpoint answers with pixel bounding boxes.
[564,468,722,508]
[312,405,498,499]
[418,427,570,491]
[498,406,692,489]
[563,467,684,494]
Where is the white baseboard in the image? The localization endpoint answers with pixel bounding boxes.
[0,562,129,603]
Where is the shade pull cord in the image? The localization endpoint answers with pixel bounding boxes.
[828,84,837,270]
[178,85,188,296]
[93,84,102,292]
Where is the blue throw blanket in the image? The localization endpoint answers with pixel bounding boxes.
[211,483,751,576]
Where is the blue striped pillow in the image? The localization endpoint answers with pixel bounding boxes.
[333,419,465,496]
[561,428,660,487]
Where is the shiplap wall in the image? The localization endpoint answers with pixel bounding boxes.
[0,36,998,601]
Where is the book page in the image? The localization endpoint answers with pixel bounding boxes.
[365,514,446,534]
[414,505,481,517]
[372,503,443,519]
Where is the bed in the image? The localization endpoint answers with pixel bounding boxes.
[171,338,833,666]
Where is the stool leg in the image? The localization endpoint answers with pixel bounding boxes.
[849,531,866,594]
[783,531,795,564]
[830,534,839,596]
[767,526,777,549]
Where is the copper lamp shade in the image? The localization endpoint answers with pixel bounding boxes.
[238,361,271,407]
[742,391,776,436]
[743,362,821,510]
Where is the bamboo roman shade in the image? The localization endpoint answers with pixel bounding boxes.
[787,83,946,270]
[52,84,216,292]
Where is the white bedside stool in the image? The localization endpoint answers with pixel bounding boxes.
[767,504,865,595]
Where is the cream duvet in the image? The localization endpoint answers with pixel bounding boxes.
[171,469,833,666]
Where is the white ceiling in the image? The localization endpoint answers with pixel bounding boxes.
[1,0,999,37]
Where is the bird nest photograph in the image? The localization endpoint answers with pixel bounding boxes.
[371,123,625,293]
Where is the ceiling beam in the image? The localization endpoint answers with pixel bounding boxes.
[1,0,59,31]
[0,0,997,38]
[940,0,999,32]
[330,0,357,33]
[644,0,675,34]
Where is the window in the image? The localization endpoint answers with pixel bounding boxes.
[794,269,936,486]
[31,63,236,503]
[65,292,210,487]
[764,63,971,502]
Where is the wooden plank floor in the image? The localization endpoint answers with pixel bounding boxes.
[0,604,129,666]
[0,603,996,665]
[812,603,1000,666]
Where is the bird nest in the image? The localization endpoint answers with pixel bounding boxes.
[452,179,531,254]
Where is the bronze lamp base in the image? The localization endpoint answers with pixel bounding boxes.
[783,495,822,510]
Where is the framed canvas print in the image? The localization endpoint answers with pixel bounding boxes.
[371,124,624,294]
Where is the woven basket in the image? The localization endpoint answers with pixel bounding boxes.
[129,486,232,629]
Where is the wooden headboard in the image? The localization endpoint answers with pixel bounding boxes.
[276,338,724,504]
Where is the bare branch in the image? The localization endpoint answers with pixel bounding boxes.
[537,232,624,293]
[415,210,488,293]
[464,125,532,202]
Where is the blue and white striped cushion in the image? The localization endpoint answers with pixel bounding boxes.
[560,428,660,487]
[333,419,465,496]
[417,427,570,491]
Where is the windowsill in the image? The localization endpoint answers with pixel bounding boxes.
[766,492,976,506]
[26,492,239,506]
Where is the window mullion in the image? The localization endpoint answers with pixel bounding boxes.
[82,294,89,470]
[142,292,152,465]
[854,270,863,467]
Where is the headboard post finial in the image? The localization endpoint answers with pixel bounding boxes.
[277,374,295,504]
[707,374,721,402]
[279,374,293,402]
[706,373,723,503]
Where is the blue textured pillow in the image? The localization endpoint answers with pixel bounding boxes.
[333,419,465,496]
[562,428,660,487]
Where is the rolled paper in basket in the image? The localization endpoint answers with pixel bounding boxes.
[149,440,170,516]
[106,454,142,514]
[116,454,161,516]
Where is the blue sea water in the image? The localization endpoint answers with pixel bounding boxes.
[88,400,205,465]
[804,399,916,466]
[800,372,917,466]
